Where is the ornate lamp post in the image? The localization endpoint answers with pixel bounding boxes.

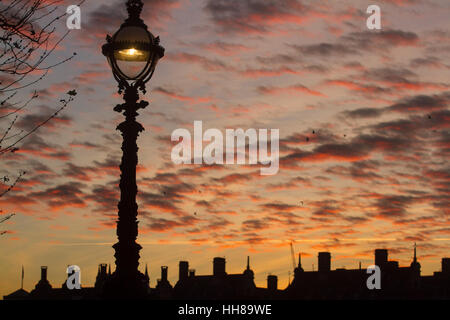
[101,0,164,297]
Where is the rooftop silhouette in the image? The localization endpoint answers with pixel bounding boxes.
[4,247,450,300]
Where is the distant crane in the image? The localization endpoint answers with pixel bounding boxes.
[290,241,296,272]
[0,213,15,224]
[0,213,15,235]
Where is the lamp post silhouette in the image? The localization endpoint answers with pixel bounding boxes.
[101,0,164,297]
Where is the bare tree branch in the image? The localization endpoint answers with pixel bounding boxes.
[0,1,83,237]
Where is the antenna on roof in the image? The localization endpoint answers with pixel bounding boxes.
[21,265,24,289]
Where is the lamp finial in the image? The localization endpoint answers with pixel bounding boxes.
[126,0,143,20]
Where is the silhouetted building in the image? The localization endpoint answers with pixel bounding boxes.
[4,247,450,300]
[285,247,447,299]
[3,288,29,300]
[173,256,258,299]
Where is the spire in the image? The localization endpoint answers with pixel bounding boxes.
[295,253,304,272]
[145,263,149,278]
[413,242,417,263]
[243,256,254,278]
[410,242,421,271]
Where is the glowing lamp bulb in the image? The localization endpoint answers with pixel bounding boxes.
[120,48,142,56]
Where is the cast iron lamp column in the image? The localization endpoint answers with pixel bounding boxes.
[101,0,164,297]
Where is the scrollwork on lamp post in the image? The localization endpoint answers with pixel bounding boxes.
[101,0,164,297]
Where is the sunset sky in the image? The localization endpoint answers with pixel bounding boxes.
[1,0,449,298]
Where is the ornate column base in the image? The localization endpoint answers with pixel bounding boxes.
[101,271,149,299]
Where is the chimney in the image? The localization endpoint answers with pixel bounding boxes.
[41,266,48,281]
[189,269,195,277]
[267,275,277,291]
[179,261,189,281]
[318,252,331,272]
[100,263,107,275]
[161,266,168,281]
[213,257,226,276]
[442,258,450,274]
[375,249,388,267]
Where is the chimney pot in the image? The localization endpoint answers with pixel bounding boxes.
[213,257,226,276]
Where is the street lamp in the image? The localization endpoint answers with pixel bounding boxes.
[101,0,164,298]
[102,0,164,92]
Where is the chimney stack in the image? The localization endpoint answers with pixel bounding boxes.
[41,266,48,281]
[35,266,52,291]
[442,258,450,274]
[318,252,331,272]
[213,257,226,276]
[100,263,107,275]
[179,261,189,281]
[267,275,278,291]
[161,266,168,281]
[375,249,388,267]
